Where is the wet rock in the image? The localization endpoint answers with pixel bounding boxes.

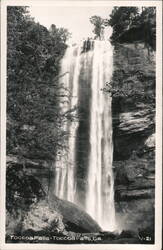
[50,195,102,233]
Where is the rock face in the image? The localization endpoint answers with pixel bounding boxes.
[112,42,155,234]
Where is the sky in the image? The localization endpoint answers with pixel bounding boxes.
[29,6,113,42]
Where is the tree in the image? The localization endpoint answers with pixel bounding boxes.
[7,7,70,161]
[107,7,156,50]
[108,7,139,40]
[90,15,105,39]
[140,7,156,50]
[50,24,71,43]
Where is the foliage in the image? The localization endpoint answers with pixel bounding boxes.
[89,15,105,39]
[108,7,156,50]
[108,7,139,40]
[50,24,71,43]
[139,7,156,50]
[6,163,46,214]
[102,81,155,104]
[7,7,70,160]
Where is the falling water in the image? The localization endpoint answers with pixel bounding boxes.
[54,39,116,231]
[54,45,81,202]
[86,41,116,231]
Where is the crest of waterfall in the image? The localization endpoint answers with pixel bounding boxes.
[54,40,116,231]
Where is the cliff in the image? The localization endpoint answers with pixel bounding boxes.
[111,42,155,238]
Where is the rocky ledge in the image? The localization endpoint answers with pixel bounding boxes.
[111,42,155,235]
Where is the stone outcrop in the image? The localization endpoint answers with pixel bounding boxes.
[112,42,155,233]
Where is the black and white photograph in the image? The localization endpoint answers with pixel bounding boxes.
[0,0,162,249]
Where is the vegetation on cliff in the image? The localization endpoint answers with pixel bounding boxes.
[90,7,156,50]
[89,15,106,39]
[6,7,82,239]
[108,7,156,50]
[7,7,70,161]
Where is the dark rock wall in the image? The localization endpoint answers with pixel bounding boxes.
[112,42,155,233]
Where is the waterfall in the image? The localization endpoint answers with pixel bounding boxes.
[86,41,116,231]
[54,45,81,202]
[54,40,116,231]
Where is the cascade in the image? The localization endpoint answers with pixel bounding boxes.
[54,45,81,202]
[54,40,116,231]
[86,41,116,230]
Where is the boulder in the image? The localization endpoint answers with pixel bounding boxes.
[49,195,102,233]
[6,195,102,239]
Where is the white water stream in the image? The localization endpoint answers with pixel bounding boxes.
[54,45,81,202]
[54,40,116,231]
[86,41,116,230]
